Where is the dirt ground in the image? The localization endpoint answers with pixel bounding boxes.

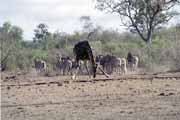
[1,71,180,120]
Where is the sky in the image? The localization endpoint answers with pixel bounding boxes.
[0,0,124,40]
[0,0,179,40]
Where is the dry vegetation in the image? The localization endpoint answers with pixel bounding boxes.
[1,71,180,120]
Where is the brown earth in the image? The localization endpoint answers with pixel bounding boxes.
[1,71,180,120]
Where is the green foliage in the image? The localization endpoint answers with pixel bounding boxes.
[0,21,24,71]
[1,21,180,72]
[64,45,74,57]
[90,41,103,55]
[31,49,48,60]
[33,23,49,42]
[32,23,54,50]
[152,36,167,48]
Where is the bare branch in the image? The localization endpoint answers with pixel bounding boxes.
[95,0,179,43]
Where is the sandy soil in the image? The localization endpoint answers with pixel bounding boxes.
[1,72,180,120]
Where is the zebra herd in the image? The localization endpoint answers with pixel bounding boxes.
[34,52,139,76]
[34,41,139,79]
[95,53,139,75]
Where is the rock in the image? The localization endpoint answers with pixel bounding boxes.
[159,93,165,96]
[99,102,103,105]
[57,82,63,86]
[7,86,11,90]
[168,92,174,96]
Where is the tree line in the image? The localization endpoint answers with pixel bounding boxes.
[0,20,180,72]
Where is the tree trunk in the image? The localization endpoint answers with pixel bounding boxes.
[147,37,152,45]
[146,30,153,44]
[146,41,154,72]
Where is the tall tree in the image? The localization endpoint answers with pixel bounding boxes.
[33,23,49,43]
[96,0,180,44]
[33,23,51,49]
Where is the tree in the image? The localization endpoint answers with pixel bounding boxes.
[0,22,23,70]
[79,16,94,33]
[33,23,51,49]
[96,0,180,44]
[33,23,50,43]
[53,31,69,49]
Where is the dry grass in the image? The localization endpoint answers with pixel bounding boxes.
[1,72,180,120]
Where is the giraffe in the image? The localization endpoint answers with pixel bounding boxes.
[72,40,109,79]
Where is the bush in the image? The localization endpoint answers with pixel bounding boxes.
[31,49,48,61]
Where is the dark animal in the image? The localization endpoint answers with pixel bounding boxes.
[127,52,134,71]
[0,63,6,72]
[127,52,134,64]
[62,57,73,75]
[95,55,104,65]
[99,55,120,74]
[72,41,109,79]
[127,52,139,71]
[72,41,97,79]
[34,59,46,73]
[56,56,73,75]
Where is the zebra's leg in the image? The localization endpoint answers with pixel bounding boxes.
[118,66,120,75]
[63,64,68,75]
[67,66,70,75]
[68,65,72,75]
[62,67,65,75]
[60,67,63,75]
[79,64,83,75]
[72,66,80,80]
[70,67,73,75]
[119,65,122,75]
[84,61,91,79]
